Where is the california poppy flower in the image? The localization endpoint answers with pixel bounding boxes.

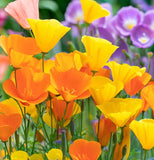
[46,149,63,160]
[3,67,50,105]
[107,61,146,85]
[80,0,109,24]
[50,68,92,102]
[27,19,70,53]
[11,151,29,160]
[78,36,118,71]
[130,119,154,150]
[0,34,41,68]
[124,72,151,96]
[92,118,116,147]
[5,0,39,29]
[0,98,22,141]
[97,98,142,127]
[69,139,101,160]
[90,76,123,105]
[43,98,81,128]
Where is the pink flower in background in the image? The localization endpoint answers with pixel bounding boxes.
[0,55,9,81]
[5,0,39,29]
[0,9,7,28]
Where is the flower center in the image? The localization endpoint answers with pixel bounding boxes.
[138,33,149,44]
[123,19,137,30]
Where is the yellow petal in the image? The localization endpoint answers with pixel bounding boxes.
[129,119,154,150]
[81,36,118,71]
[90,76,123,104]
[29,154,44,160]
[27,19,70,53]
[97,98,142,127]
[80,0,110,23]
[107,61,146,85]
[11,151,29,160]
[46,149,63,160]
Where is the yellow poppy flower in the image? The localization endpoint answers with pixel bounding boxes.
[27,19,70,53]
[11,151,29,160]
[97,98,142,127]
[29,154,44,160]
[46,149,63,160]
[78,36,118,71]
[106,61,146,85]
[80,0,110,23]
[129,119,154,150]
[90,76,123,105]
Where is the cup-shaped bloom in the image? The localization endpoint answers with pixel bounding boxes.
[3,67,50,105]
[0,55,9,81]
[50,68,91,102]
[80,0,110,24]
[92,118,116,146]
[130,25,154,48]
[69,139,101,160]
[46,149,63,160]
[0,98,22,141]
[97,98,142,127]
[5,0,39,29]
[124,72,151,96]
[106,61,146,85]
[0,34,41,68]
[54,52,82,72]
[27,19,70,53]
[79,36,118,71]
[143,10,154,31]
[43,98,81,128]
[141,82,154,110]
[90,76,123,105]
[129,119,154,150]
[115,6,143,36]
[11,151,29,160]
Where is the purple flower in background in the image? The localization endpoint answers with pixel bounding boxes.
[143,10,154,32]
[115,6,143,36]
[130,25,154,48]
[92,3,113,27]
[0,9,7,28]
[64,0,84,24]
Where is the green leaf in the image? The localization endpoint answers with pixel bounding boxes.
[39,0,58,12]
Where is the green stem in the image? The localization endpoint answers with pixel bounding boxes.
[110,132,117,160]
[36,105,50,143]
[148,57,151,73]
[97,110,101,141]
[144,150,147,160]
[31,119,39,154]
[142,111,145,119]
[81,100,84,134]
[62,129,67,158]
[14,131,19,150]
[24,107,28,152]
[61,102,69,127]
[49,96,53,143]
[4,142,11,160]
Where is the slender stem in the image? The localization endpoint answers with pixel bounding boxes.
[4,142,11,160]
[97,110,101,141]
[31,119,39,154]
[81,100,84,134]
[62,129,67,158]
[14,131,19,150]
[36,105,50,143]
[142,111,145,119]
[49,95,53,143]
[110,132,117,160]
[61,102,69,128]
[148,57,151,73]
[85,23,89,35]
[144,150,147,160]
[24,107,28,152]
[29,29,34,38]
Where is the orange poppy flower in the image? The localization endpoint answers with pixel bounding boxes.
[0,55,9,81]
[69,139,101,160]
[92,118,116,147]
[3,67,50,105]
[50,68,92,102]
[5,0,39,29]
[0,34,41,68]
[43,98,81,128]
[140,82,154,111]
[0,98,22,142]
[124,72,151,96]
